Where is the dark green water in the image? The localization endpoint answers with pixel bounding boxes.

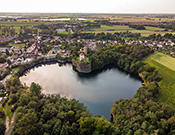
[20,63,142,120]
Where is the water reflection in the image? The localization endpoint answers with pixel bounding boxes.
[20,62,142,119]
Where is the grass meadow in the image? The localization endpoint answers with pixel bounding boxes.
[145,52,175,108]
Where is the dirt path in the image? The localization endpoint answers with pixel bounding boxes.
[5,115,10,134]
[5,112,16,135]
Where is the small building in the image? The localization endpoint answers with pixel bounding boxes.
[38,51,42,56]
[12,53,18,60]
[14,40,21,44]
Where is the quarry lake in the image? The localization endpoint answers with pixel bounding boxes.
[20,62,142,120]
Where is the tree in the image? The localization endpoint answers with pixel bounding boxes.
[5,49,10,56]
[0,57,6,63]
[30,82,42,95]
[0,83,4,89]
[16,112,38,135]
[168,116,175,131]
[0,119,6,135]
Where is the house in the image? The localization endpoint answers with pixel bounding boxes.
[38,51,42,56]
[45,54,56,59]
[4,62,8,67]
[23,39,28,42]
[12,53,18,60]
[7,56,13,63]
[27,45,35,53]
[14,49,21,54]
[1,51,6,56]
[166,42,171,46]
[56,28,66,32]
[96,44,103,50]
[157,45,163,48]
[16,58,23,63]
[23,58,32,63]
[30,54,37,59]
[171,43,175,46]
[14,40,21,44]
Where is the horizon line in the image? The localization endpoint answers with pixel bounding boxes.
[0,12,175,15]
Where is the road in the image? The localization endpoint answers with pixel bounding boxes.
[5,112,16,135]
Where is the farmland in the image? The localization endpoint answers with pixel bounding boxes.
[85,25,175,36]
[145,52,175,108]
[0,21,59,27]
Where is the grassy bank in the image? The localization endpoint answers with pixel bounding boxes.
[145,52,175,108]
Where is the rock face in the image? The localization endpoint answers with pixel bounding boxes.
[72,59,91,73]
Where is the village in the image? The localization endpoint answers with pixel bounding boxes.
[1,31,175,79]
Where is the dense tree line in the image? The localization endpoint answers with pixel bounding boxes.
[94,20,112,26]
[158,23,175,31]
[72,32,141,40]
[89,44,153,73]
[0,26,16,36]
[0,41,9,46]
[12,83,117,135]
[22,28,38,35]
[141,33,175,42]
[129,25,146,30]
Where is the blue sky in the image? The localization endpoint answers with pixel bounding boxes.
[0,0,175,13]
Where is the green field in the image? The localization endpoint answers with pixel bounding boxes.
[148,53,175,71]
[9,43,26,47]
[145,52,175,108]
[0,21,59,27]
[0,26,42,35]
[57,31,69,34]
[85,25,175,36]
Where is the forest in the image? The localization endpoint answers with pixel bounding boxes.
[11,83,117,135]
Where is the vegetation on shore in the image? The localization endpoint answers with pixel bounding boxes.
[89,44,153,73]
[11,83,116,135]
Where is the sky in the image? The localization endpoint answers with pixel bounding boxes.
[0,0,175,13]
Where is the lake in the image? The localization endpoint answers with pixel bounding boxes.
[20,63,142,120]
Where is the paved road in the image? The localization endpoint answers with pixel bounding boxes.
[5,112,16,135]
